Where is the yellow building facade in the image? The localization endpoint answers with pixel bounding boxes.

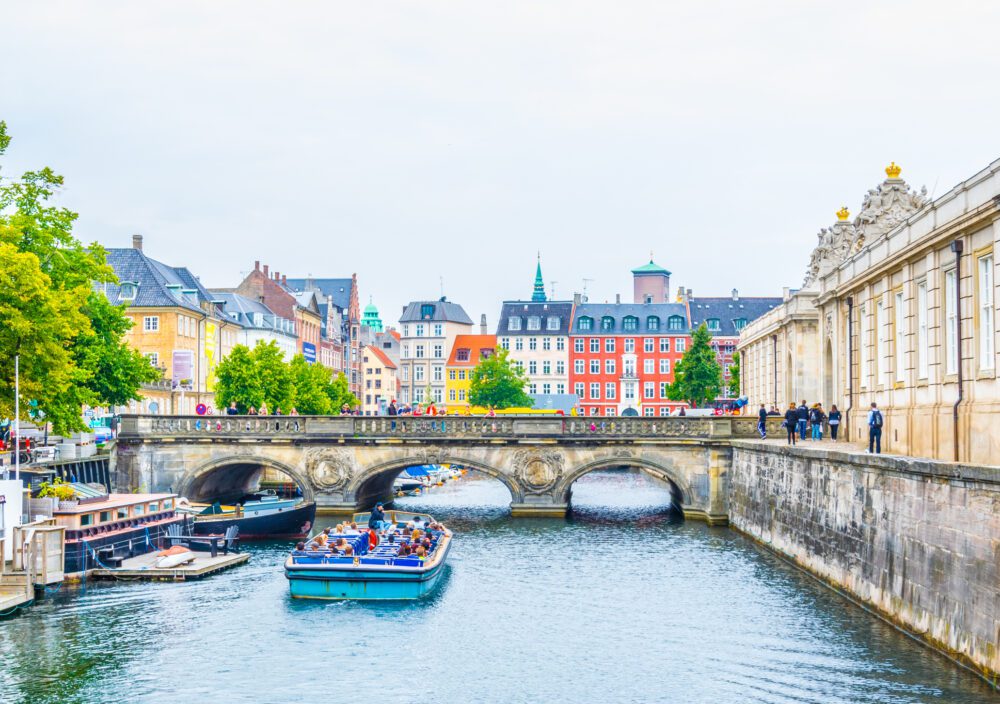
[445,335,496,412]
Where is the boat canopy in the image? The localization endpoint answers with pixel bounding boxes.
[402,465,435,477]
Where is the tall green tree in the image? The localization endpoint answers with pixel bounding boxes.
[728,353,741,398]
[0,121,155,431]
[214,341,294,412]
[327,371,359,412]
[468,348,533,409]
[666,324,723,407]
[289,354,333,414]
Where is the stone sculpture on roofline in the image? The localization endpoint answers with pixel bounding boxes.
[802,162,930,288]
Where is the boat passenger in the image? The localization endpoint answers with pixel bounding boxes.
[295,541,306,552]
[343,545,354,556]
[369,503,386,530]
[349,522,359,531]
[414,546,427,561]
[410,529,422,542]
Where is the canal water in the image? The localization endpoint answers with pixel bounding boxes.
[0,471,994,703]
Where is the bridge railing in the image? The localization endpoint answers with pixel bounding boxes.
[118,414,783,440]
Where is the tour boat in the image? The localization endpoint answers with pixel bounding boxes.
[177,491,316,539]
[284,511,452,600]
[48,485,189,577]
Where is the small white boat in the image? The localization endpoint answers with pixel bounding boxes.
[154,545,196,568]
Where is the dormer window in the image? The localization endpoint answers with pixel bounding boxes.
[527,316,541,331]
[118,282,138,301]
[647,316,660,331]
[481,348,494,359]
[600,316,615,331]
[668,315,684,331]
[734,318,747,332]
[546,316,560,331]
[456,348,470,362]
[578,316,593,331]
[707,318,721,331]
[182,289,198,304]
[622,315,638,332]
[420,304,435,319]
[508,317,522,331]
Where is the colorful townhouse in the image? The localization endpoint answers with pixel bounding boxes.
[496,258,574,397]
[103,235,240,414]
[445,334,497,410]
[235,262,324,365]
[398,298,474,406]
[360,344,398,415]
[286,275,362,396]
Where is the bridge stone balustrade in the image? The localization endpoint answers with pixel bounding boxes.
[114,415,782,523]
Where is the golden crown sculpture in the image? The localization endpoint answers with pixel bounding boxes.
[836,206,850,221]
[885,161,902,178]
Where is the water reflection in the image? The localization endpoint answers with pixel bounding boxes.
[0,470,993,703]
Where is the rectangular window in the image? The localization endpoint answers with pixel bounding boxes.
[433,324,443,337]
[644,382,655,399]
[402,325,409,337]
[433,345,443,358]
[80,514,93,526]
[527,316,541,331]
[556,361,565,375]
[433,388,442,403]
[146,352,159,367]
[515,338,524,351]
[605,359,615,375]
[877,299,887,385]
[416,345,425,359]
[449,370,456,380]
[459,370,466,380]
[624,338,635,353]
[676,339,686,353]
[659,359,670,375]
[574,338,584,353]
[401,366,409,381]
[660,381,668,398]
[459,389,466,401]
[542,361,551,375]
[529,338,537,351]
[402,344,409,358]
[508,317,522,331]
[414,387,424,402]
[945,270,958,375]
[501,337,510,350]
[979,254,995,370]
[860,303,869,388]
[643,359,654,374]
[644,407,655,417]
[590,360,600,374]
[449,389,456,401]
[589,338,599,353]
[659,338,669,353]
[590,382,600,399]
[414,366,424,381]
[644,338,654,353]
[542,383,551,394]
[917,281,928,379]
[529,361,537,375]
[894,291,905,382]
[575,382,585,397]
[433,366,443,381]
[659,407,670,416]
[143,316,159,332]
[415,324,424,337]
[542,338,551,351]
[574,360,585,374]
[605,338,615,353]
[556,338,565,351]
[556,383,565,394]
[605,382,616,399]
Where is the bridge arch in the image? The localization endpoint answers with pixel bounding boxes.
[555,455,690,509]
[348,454,525,508]
[177,456,315,503]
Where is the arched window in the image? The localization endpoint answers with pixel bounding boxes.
[668,315,684,331]
[622,315,639,331]
[601,316,615,331]
[646,316,660,331]
[578,316,593,331]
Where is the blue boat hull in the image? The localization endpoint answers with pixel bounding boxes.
[285,540,451,600]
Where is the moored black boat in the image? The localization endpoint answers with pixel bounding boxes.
[189,500,316,539]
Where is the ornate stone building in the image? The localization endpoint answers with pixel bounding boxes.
[738,160,1000,463]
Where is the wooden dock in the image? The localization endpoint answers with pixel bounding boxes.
[0,583,33,616]
[90,550,249,581]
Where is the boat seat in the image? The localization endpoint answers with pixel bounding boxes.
[360,557,388,565]
[393,558,422,567]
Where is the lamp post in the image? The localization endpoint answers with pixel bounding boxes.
[14,354,19,482]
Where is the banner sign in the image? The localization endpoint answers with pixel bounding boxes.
[172,350,195,391]
[302,342,317,364]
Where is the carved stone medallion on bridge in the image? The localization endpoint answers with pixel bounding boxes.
[305,448,356,489]
[512,448,564,494]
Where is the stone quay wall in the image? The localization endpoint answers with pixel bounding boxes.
[729,441,999,683]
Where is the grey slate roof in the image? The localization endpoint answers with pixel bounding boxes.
[571,302,688,335]
[102,248,214,315]
[209,291,276,329]
[688,296,782,336]
[496,300,574,336]
[286,278,352,312]
[400,299,473,325]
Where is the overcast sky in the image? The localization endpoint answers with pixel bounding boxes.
[3,2,1000,325]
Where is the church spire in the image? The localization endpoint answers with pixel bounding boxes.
[532,252,547,302]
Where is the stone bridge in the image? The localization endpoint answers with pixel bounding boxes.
[114,415,781,524]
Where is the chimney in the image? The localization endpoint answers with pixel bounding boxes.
[615,293,621,304]
[686,288,693,300]
[480,314,487,335]
[573,293,582,305]
[273,270,279,281]
[732,288,739,301]
[263,264,270,277]
[282,275,287,286]
[254,260,260,272]
[132,234,143,251]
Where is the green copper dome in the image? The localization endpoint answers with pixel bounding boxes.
[631,259,671,275]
